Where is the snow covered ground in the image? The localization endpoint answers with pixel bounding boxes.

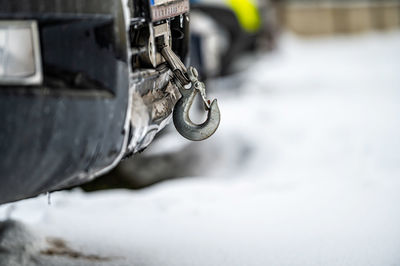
[1,31,400,266]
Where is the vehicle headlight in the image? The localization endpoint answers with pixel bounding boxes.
[0,20,42,85]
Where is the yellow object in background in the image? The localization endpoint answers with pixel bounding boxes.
[227,0,261,33]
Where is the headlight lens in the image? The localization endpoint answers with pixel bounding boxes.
[0,20,42,85]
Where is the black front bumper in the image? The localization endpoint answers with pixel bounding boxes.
[0,0,185,204]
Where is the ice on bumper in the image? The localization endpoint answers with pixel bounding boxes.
[0,21,42,85]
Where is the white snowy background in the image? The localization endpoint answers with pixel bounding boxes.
[1,31,400,266]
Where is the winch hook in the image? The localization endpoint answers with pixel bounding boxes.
[173,67,221,141]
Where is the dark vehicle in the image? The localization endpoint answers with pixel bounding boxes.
[0,0,219,204]
[190,0,278,80]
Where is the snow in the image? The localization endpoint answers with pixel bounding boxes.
[1,31,400,266]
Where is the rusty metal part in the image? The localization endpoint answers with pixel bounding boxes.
[127,65,180,153]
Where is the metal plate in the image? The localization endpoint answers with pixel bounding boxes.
[151,0,189,21]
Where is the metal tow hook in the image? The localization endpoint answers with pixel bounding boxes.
[161,46,220,141]
[174,67,221,141]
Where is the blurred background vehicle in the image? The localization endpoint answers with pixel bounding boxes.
[189,0,278,80]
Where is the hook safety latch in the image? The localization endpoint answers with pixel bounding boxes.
[161,46,220,141]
